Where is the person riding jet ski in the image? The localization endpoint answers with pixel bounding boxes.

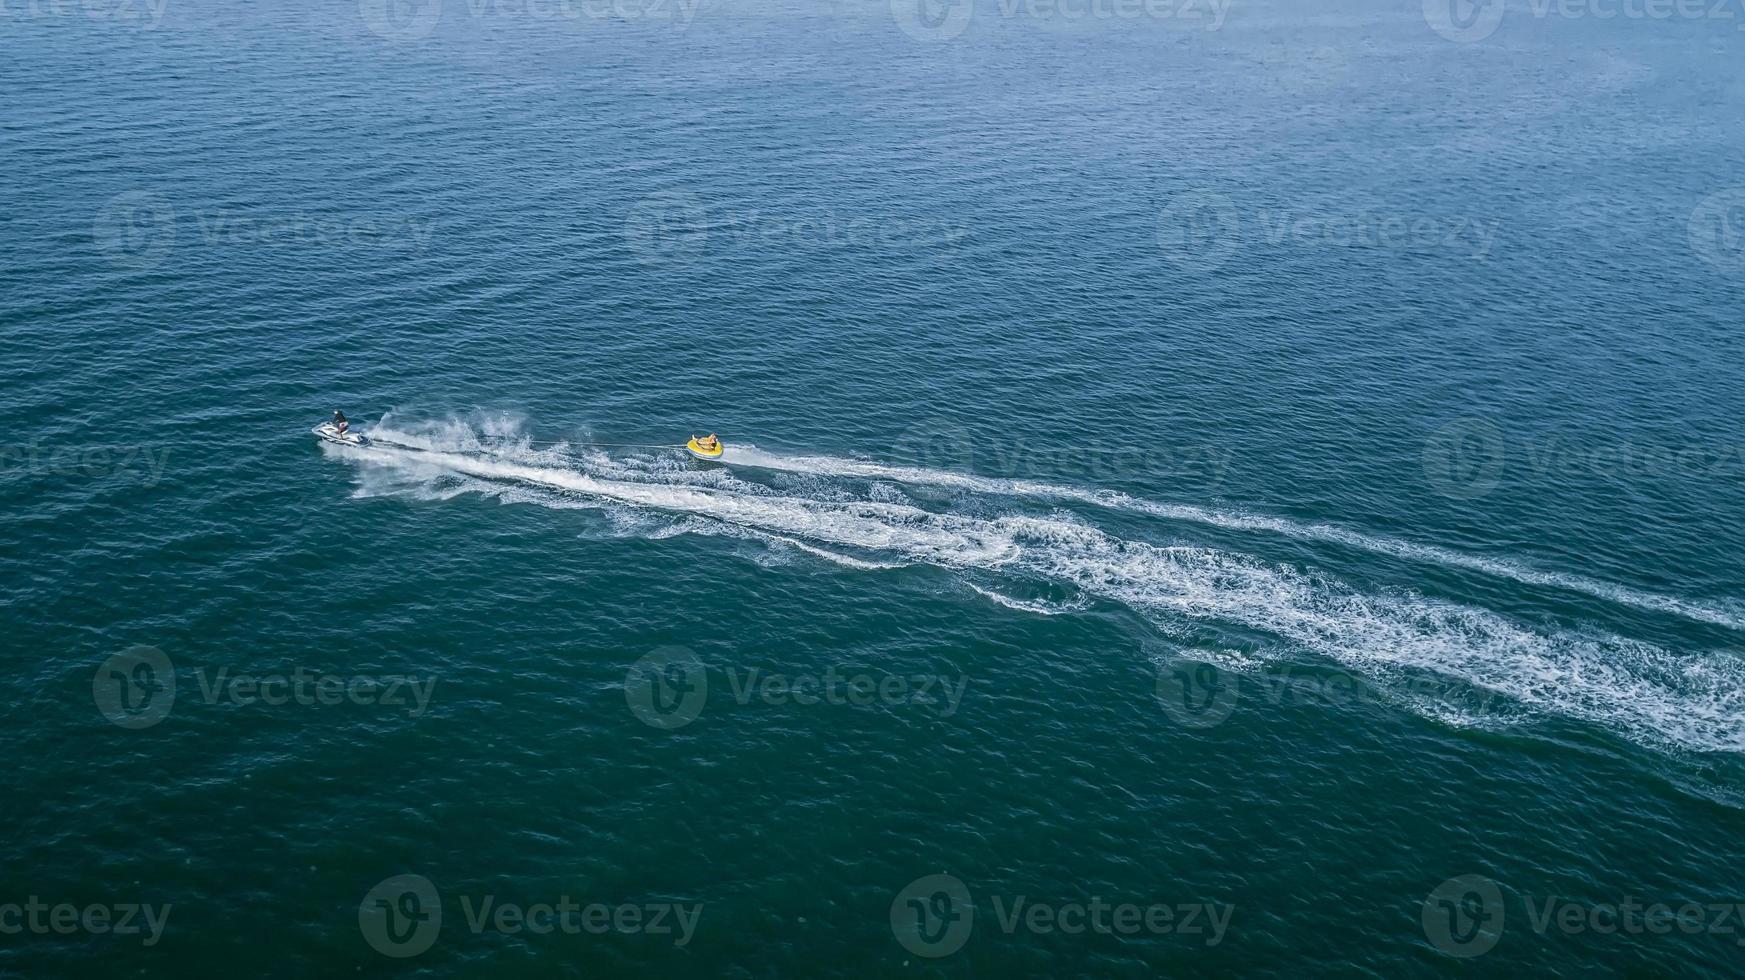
[332,410,349,435]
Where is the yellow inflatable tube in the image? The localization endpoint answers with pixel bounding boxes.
[686,436,724,461]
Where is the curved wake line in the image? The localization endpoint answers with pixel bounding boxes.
[334,434,1745,755]
[722,445,1745,633]
[964,583,1088,616]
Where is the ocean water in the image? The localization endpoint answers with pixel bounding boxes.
[4,0,1745,973]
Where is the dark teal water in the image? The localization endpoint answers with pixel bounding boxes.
[5,0,1745,974]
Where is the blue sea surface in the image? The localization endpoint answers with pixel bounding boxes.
[3,0,1745,974]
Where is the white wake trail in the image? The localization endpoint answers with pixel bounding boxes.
[722,444,1745,633]
[331,434,1745,755]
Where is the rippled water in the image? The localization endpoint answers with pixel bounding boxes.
[4,0,1745,974]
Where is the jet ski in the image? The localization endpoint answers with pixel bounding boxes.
[686,435,724,461]
[313,420,368,447]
